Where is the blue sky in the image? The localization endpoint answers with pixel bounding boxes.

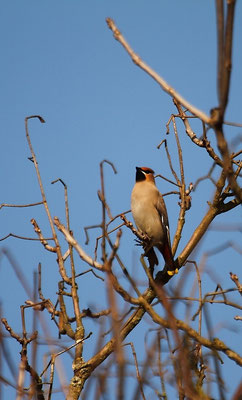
[1,1,242,399]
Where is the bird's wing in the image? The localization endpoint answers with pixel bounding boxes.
[155,194,171,246]
[156,194,178,274]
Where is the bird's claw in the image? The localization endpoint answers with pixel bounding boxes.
[167,268,179,276]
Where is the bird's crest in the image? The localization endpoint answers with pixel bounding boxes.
[139,167,154,174]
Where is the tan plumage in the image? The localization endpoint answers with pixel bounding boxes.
[131,167,177,275]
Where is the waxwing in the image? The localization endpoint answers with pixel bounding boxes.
[131,166,178,275]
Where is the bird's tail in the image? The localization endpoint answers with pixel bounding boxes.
[146,247,159,268]
[158,243,178,276]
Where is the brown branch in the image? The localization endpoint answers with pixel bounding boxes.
[52,179,85,366]
[106,209,131,228]
[171,116,188,256]
[178,170,227,267]
[107,229,122,266]
[212,119,242,203]
[106,18,211,124]
[158,138,180,184]
[105,233,143,300]
[0,232,54,243]
[103,264,141,306]
[71,262,84,364]
[191,284,242,321]
[42,332,92,400]
[120,214,151,244]
[38,264,60,323]
[190,262,203,337]
[99,160,117,261]
[140,258,200,399]
[1,318,23,344]
[211,1,241,202]
[80,308,111,319]
[58,282,75,339]
[84,224,102,245]
[67,259,242,399]
[232,149,242,159]
[224,120,242,128]
[216,197,241,214]
[105,259,125,400]
[139,301,242,367]
[77,288,155,376]
[25,116,71,284]
[51,178,71,231]
[31,218,56,252]
[230,272,242,296]
[75,268,104,281]
[155,174,181,188]
[220,0,236,112]
[216,0,225,105]
[173,99,222,166]
[54,217,104,271]
[0,201,43,210]
[162,190,180,197]
[1,317,44,400]
[169,295,242,312]
[124,342,146,400]
[157,332,167,399]
[74,286,242,392]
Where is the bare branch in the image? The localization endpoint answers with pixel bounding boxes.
[0,232,54,243]
[230,272,242,296]
[25,116,71,284]
[53,217,104,271]
[0,201,43,210]
[31,218,56,252]
[106,18,211,124]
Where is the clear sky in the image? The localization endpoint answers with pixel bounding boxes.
[1,1,242,399]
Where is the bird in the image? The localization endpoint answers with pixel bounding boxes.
[131,166,178,275]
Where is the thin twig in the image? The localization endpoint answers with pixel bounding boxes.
[0,201,43,210]
[230,272,242,296]
[0,232,54,242]
[25,116,70,284]
[123,342,146,400]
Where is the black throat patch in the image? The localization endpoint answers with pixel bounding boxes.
[135,166,154,182]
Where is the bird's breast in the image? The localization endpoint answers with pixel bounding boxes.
[131,184,164,244]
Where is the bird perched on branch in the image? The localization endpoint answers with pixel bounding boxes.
[131,166,178,275]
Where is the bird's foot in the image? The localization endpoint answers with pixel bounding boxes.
[167,268,179,276]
